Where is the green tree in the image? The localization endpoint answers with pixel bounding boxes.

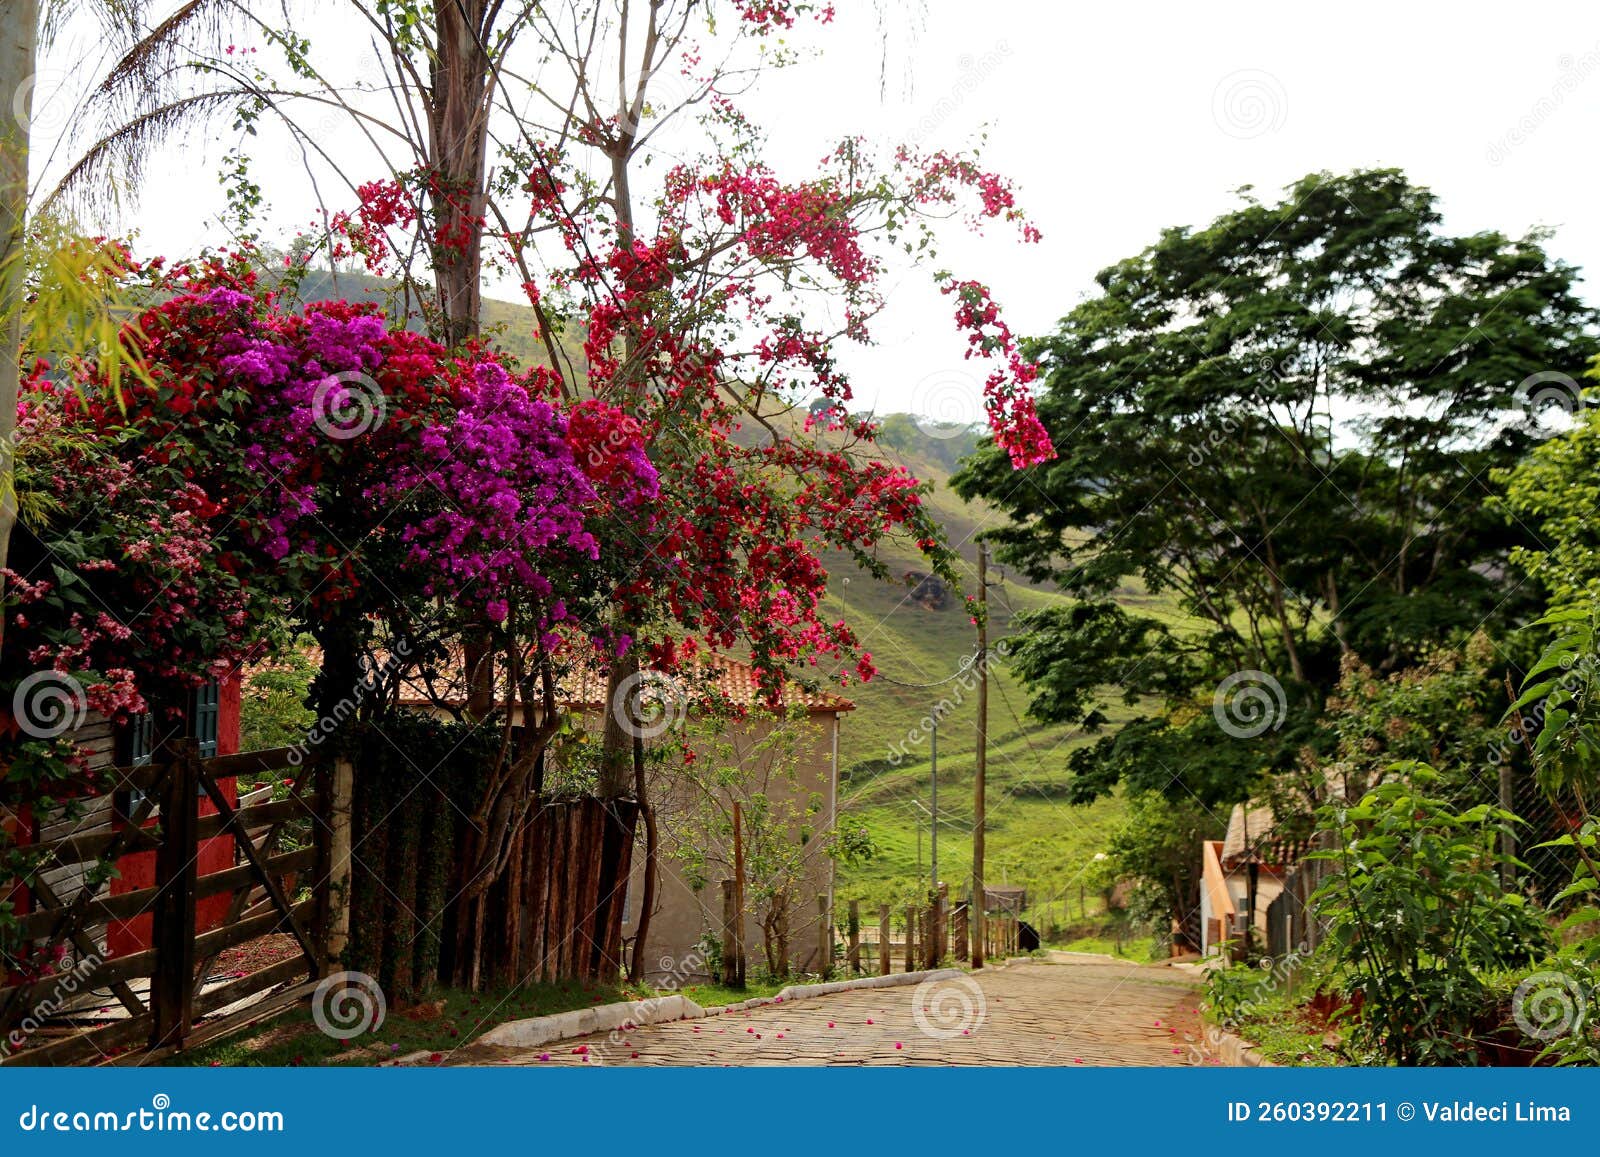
[1499,356,1600,609]
[956,169,1597,807]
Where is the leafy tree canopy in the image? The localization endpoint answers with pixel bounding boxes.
[956,169,1598,806]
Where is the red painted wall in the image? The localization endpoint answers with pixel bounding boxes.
[106,674,244,958]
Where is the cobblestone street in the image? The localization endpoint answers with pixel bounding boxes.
[452,955,1207,1067]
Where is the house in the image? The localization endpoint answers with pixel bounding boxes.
[3,676,244,974]
[1198,801,1311,961]
[617,663,852,982]
[393,650,853,981]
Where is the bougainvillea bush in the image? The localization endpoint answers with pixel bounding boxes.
[0,249,662,956]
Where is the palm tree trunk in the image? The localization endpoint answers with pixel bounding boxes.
[0,0,38,659]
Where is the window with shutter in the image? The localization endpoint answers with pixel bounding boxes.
[191,680,220,758]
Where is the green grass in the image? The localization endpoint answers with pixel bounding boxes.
[1049,935,1161,963]
[678,977,788,1007]
[1216,989,1342,1066]
[166,979,651,1067]
[168,974,816,1067]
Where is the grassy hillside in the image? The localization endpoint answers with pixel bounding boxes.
[816,421,1164,919]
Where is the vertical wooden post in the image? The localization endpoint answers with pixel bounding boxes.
[817,893,831,979]
[847,899,861,975]
[325,755,355,968]
[878,903,891,976]
[953,901,969,962]
[731,802,747,987]
[972,540,988,969]
[903,904,916,973]
[1498,761,1517,890]
[151,739,199,1049]
[774,891,789,978]
[935,883,949,963]
[720,880,738,986]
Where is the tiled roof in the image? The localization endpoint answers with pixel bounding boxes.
[511,652,854,715]
[1221,803,1310,870]
[250,643,853,715]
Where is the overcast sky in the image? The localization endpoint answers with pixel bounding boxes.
[34,0,1600,420]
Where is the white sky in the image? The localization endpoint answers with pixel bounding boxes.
[31,0,1600,420]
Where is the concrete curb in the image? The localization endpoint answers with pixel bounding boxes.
[1203,1024,1274,1067]
[464,966,972,1054]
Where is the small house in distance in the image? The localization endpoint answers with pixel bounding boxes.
[1199,802,1311,961]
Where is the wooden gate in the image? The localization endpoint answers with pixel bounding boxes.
[0,740,343,1065]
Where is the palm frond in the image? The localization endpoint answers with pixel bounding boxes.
[92,0,245,118]
[42,90,247,215]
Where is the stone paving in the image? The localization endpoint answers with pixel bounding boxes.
[450,954,1208,1067]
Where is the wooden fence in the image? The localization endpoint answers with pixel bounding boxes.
[0,740,347,1065]
[837,889,1024,977]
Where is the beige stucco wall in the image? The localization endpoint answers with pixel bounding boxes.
[1225,868,1285,943]
[620,712,841,983]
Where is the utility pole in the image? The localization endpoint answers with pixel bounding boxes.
[930,717,938,892]
[972,540,988,969]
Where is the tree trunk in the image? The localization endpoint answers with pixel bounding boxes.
[428,0,489,349]
[627,732,659,982]
[0,0,38,659]
[597,648,640,798]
